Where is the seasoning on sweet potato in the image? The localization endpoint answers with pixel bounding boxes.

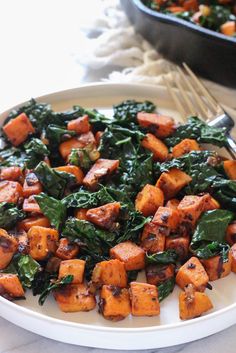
[177,194,209,227]
[223,160,236,180]
[23,172,43,198]
[140,222,167,253]
[0,180,23,203]
[230,244,236,273]
[56,238,79,260]
[156,168,192,199]
[165,235,190,261]
[141,133,168,161]
[83,158,119,189]
[110,241,145,271]
[152,206,180,231]
[2,113,35,146]
[172,139,200,158]
[28,226,59,261]
[137,112,175,138]
[67,114,91,134]
[220,21,236,36]
[17,216,50,232]
[86,202,121,230]
[179,284,213,320]
[14,230,29,254]
[130,282,160,316]
[165,198,180,210]
[54,165,84,184]
[0,229,18,270]
[54,283,96,312]
[58,259,85,284]
[0,167,23,182]
[100,285,131,321]
[135,184,164,217]
[0,274,25,298]
[201,252,232,281]
[23,196,42,214]
[92,259,127,288]
[74,208,88,221]
[226,222,236,246]
[176,257,209,292]
[146,264,175,286]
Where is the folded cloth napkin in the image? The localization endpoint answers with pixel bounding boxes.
[76,0,236,111]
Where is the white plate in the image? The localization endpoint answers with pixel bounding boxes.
[0,83,236,350]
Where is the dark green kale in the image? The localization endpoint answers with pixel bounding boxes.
[24,138,49,169]
[0,146,26,167]
[146,250,178,265]
[0,203,25,229]
[62,186,114,208]
[113,100,156,124]
[14,255,40,288]
[46,125,76,146]
[38,275,73,305]
[35,193,66,230]
[158,277,175,302]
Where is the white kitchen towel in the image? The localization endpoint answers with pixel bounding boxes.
[76,0,236,111]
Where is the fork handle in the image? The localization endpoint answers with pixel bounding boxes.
[226,134,236,160]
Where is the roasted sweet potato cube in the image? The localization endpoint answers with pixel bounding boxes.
[172,139,200,158]
[221,21,236,36]
[0,229,18,270]
[179,289,213,320]
[54,165,84,184]
[54,283,96,312]
[95,131,103,145]
[135,184,164,217]
[152,206,180,231]
[92,259,127,288]
[56,238,79,260]
[156,168,192,200]
[176,257,209,292]
[224,160,236,180]
[100,285,131,321]
[130,282,160,316]
[3,113,35,146]
[231,244,236,273]
[28,226,59,261]
[110,241,145,271]
[23,172,42,198]
[0,274,24,298]
[177,194,208,227]
[17,216,50,232]
[59,137,83,159]
[75,208,88,221]
[226,222,236,246]
[0,167,23,182]
[0,181,23,203]
[23,196,42,214]
[203,195,220,211]
[58,259,85,284]
[140,222,167,253]
[83,159,119,189]
[86,202,120,230]
[141,133,168,161]
[137,112,175,138]
[14,230,29,254]
[77,131,96,147]
[201,252,232,281]
[67,114,91,134]
[146,264,175,285]
[165,198,180,210]
[165,235,190,261]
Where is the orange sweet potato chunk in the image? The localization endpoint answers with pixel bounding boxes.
[137,112,175,138]
[0,229,18,270]
[0,181,23,203]
[0,274,24,298]
[83,159,119,190]
[165,235,190,261]
[165,198,180,210]
[176,257,209,292]
[224,160,236,180]
[58,259,85,284]
[226,222,236,246]
[67,115,91,134]
[179,290,213,320]
[152,206,180,231]
[59,138,82,159]
[201,252,232,281]
[56,238,79,260]
[146,264,175,285]
[23,172,42,198]
[156,168,192,199]
[3,113,35,146]
[220,21,236,36]
[23,196,42,214]
[135,184,164,217]
[28,226,59,261]
[172,139,200,158]
[177,194,208,227]
[141,133,168,161]
[110,241,145,271]
[92,259,127,288]
[203,195,220,211]
[74,208,89,221]
[54,165,84,184]
[130,282,160,316]
[100,285,131,321]
[17,216,50,232]
[140,222,167,253]
[86,202,120,230]
[0,167,23,181]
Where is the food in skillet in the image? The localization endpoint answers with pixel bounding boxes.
[144,0,236,36]
[0,98,235,321]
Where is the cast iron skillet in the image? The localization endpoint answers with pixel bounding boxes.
[120,0,236,88]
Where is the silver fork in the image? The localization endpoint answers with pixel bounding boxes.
[163,63,236,160]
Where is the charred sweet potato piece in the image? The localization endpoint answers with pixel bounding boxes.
[0,167,23,182]
[67,115,91,134]
[0,274,24,298]
[224,160,236,180]
[0,181,23,203]
[100,285,131,321]
[165,235,190,261]
[146,264,175,285]
[58,259,85,284]
[13,230,29,254]
[54,165,84,184]
[165,198,180,210]
[156,168,192,200]
[0,229,18,270]
[83,159,119,190]
[176,257,209,292]
[56,238,79,260]
[172,139,200,158]
[17,216,50,232]
[54,283,96,312]
[226,222,236,246]
[135,184,164,217]
[23,172,42,198]
[3,113,35,146]
[179,286,213,320]
[86,202,120,230]
[110,241,145,271]
[23,196,42,214]
[177,194,209,227]
[231,244,236,273]
[201,252,232,281]
[137,112,175,138]
[74,208,88,221]
[130,282,160,316]
[92,259,127,288]
[28,226,59,261]
[152,206,180,231]
[140,222,167,253]
[141,133,168,161]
